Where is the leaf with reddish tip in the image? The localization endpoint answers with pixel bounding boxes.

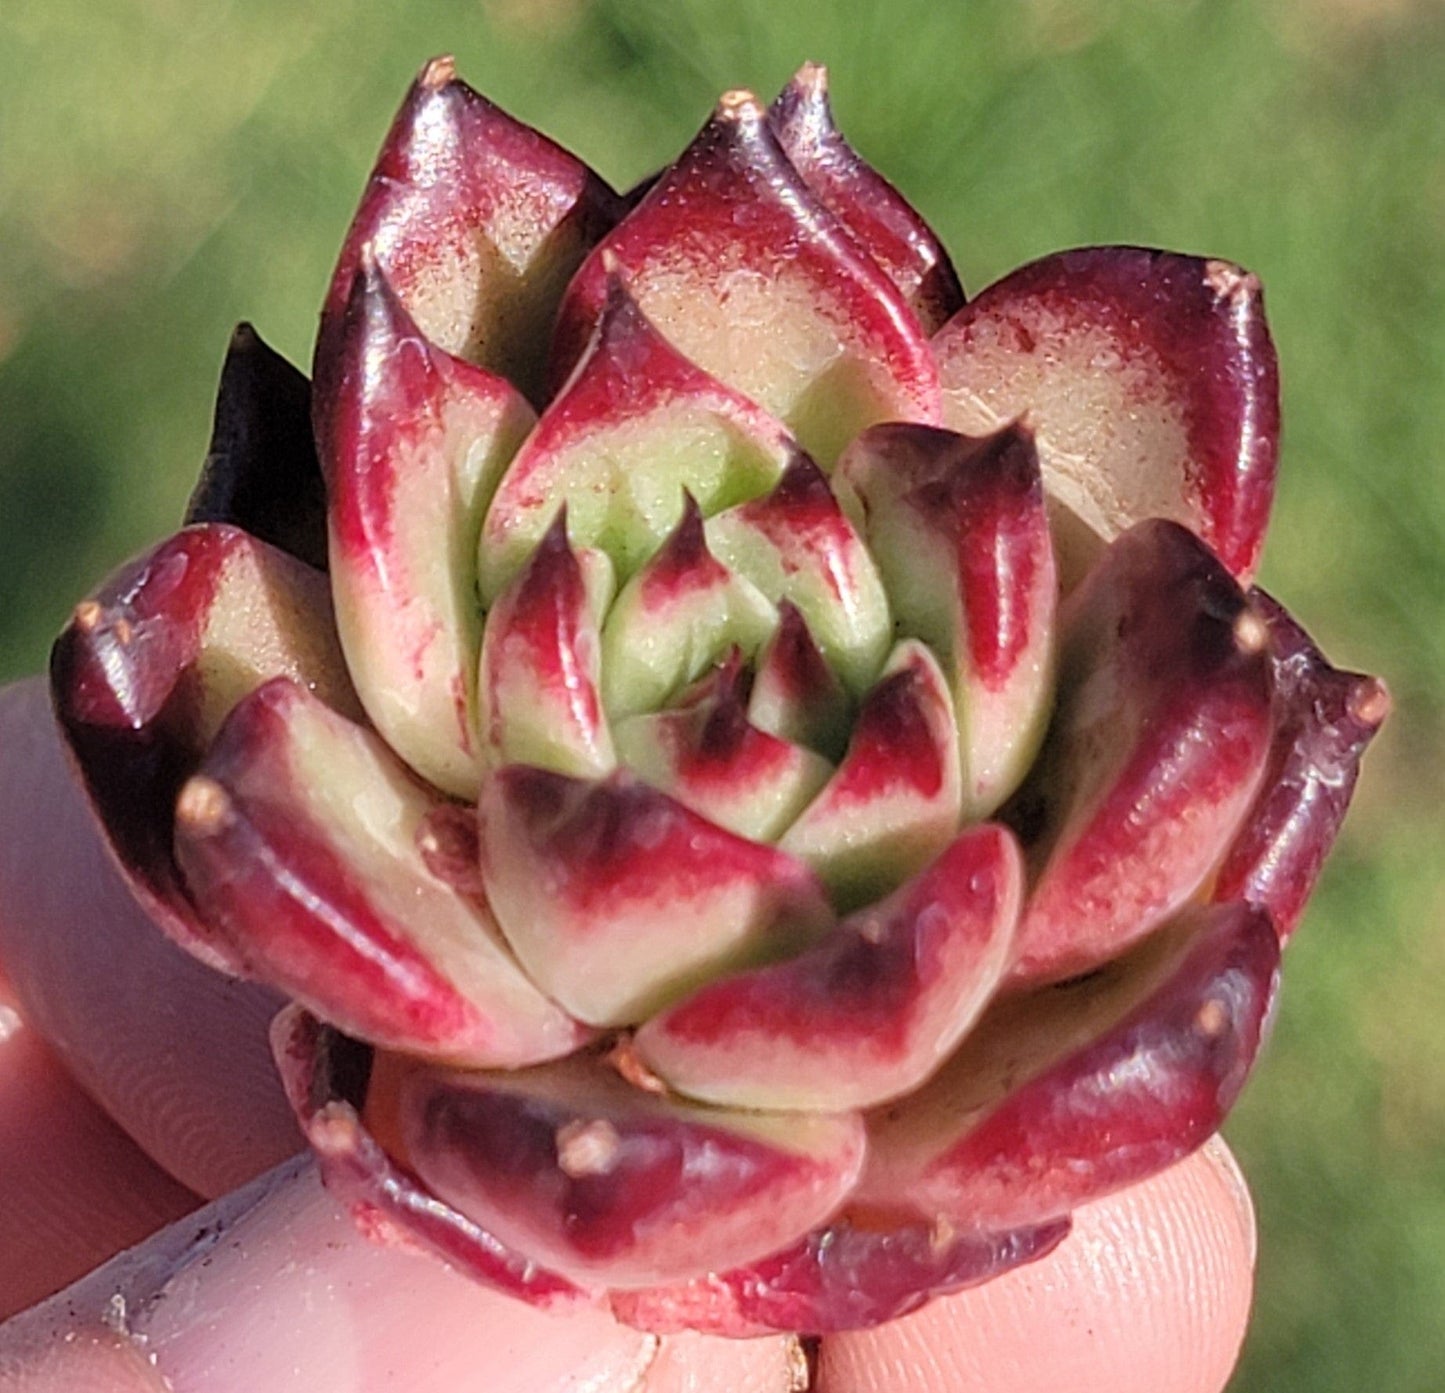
[397,1054,866,1288]
[175,680,589,1067]
[769,63,964,334]
[477,515,616,777]
[478,766,833,1027]
[610,1214,1068,1337]
[637,823,1021,1111]
[317,56,622,404]
[857,901,1279,1231]
[614,654,832,841]
[50,524,359,973]
[837,422,1057,817]
[271,1009,587,1308]
[1213,591,1389,941]
[185,323,328,571]
[933,247,1279,585]
[551,91,942,465]
[748,601,851,758]
[705,454,891,696]
[316,259,537,799]
[479,276,801,603]
[1007,521,1273,985]
[599,498,778,721]
[781,641,963,908]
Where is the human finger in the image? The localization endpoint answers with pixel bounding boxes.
[0,679,301,1197]
[0,1154,803,1393]
[817,1135,1255,1393]
[0,974,197,1320]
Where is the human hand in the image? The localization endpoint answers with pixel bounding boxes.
[0,677,1255,1392]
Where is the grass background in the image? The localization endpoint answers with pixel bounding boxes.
[1,0,1441,1386]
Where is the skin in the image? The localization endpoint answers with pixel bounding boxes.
[0,678,1255,1391]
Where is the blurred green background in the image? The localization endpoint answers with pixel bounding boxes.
[1,0,1440,1386]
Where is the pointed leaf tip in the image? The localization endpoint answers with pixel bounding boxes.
[420,54,457,90]
[552,92,941,463]
[318,63,620,403]
[769,66,963,332]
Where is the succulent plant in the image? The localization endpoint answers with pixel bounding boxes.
[50,58,1388,1338]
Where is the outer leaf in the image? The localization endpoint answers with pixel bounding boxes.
[271,1010,586,1308]
[315,257,536,799]
[1007,520,1274,984]
[50,524,359,972]
[176,680,589,1067]
[769,63,964,333]
[184,324,328,571]
[1212,591,1389,940]
[856,901,1279,1230]
[317,56,621,404]
[934,247,1279,585]
[610,1217,1068,1337]
[396,1054,866,1288]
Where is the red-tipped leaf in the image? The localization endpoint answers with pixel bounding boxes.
[934,247,1279,585]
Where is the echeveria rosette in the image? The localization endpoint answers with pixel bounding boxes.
[48,57,1389,1339]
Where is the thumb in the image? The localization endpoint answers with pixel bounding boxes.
[0,1155,801,1393]
[818,1135,1256,1393]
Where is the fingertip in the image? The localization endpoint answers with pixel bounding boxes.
[0,1006,198,1320]
[818,1141,1256,1393]
[0,1156,803,1393]
[0,679,301,1196]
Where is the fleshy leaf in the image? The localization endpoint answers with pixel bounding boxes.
[1007,520,1274,985]
[551,91,942,465]
[478,766,833,1027]
[176,680,589,1067]
[613,653,832,842]
[271,1010,586,1308]
[1212,591,1389,940]
[769,63,964,334]
[857,901,1279,1230]
[317,57,621,404]
[611,1216,1067,1337]
[396,1053,866,1287]
[316,257,536,799]
[479,276,801,602]
[747,600,852,759]
[705,453,891,696]
[599,497,778,721]
[837,422,1057,817]
[933,247,1279,585]
[781,640,963,908]
[184,324,328,571]
[50,524,359,972]
[636,823,1021,1111]
[477,513,616,777]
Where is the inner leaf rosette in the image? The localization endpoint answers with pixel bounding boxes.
[50,58,1387,1339]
